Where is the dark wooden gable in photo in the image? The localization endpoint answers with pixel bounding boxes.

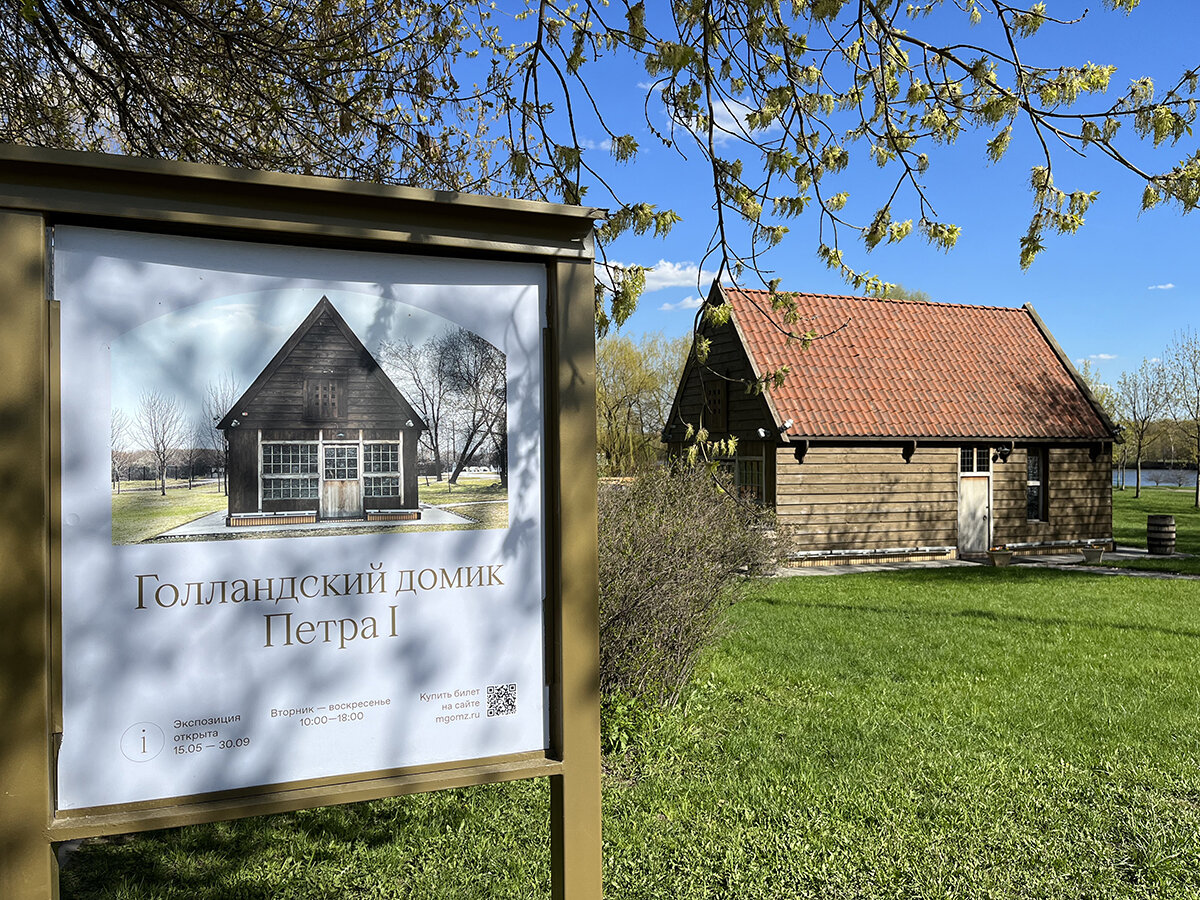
[218,296,425,432]
[218,296,426,521]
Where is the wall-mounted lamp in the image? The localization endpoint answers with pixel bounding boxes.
[993,446,1013,463]
[757,418,795,439]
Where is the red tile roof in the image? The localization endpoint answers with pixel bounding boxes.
[722,287,1114,441]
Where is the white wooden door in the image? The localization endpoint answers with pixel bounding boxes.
[957,475,990,555]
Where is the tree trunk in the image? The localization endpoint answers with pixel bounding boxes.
[448,433,488,485]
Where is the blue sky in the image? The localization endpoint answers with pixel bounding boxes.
[567,1,1198,386]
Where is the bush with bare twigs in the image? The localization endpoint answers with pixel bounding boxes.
[598,465,778,708]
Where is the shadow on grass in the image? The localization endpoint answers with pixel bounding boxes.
[58,794,487,899]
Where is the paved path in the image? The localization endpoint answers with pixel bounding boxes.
[159,504,474,538]
[774,547,1200,580]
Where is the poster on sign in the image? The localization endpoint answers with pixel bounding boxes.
[54,226,548,811]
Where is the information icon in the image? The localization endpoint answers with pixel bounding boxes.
[120,722,165,762]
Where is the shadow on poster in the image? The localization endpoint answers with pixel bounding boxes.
[55,227,547,811]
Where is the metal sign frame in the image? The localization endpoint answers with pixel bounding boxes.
[0,146,601,899]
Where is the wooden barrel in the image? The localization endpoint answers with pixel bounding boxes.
[1148,515,1176,555]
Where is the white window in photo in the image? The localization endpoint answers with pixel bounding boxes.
[364,442,402,497]
[261,442,319,499]
[324,445,358,480]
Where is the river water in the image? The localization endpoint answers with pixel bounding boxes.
[1112,467,1197,488]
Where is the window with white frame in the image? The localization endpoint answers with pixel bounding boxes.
[262,443,319,500]
[959,446,991,473]
[363,442,402,498]
[324,445,358,480]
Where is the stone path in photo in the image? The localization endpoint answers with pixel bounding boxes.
[774,547,1200,579]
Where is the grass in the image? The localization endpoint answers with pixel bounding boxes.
[111,486,228,544]
[1107,485,1200,575]
[415,474,507,506]
[61,568,1200,899]
[435,500,509,530]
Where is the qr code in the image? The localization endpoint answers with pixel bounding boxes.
[487,683,517,718]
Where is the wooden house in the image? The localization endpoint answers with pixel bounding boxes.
[217,297,426,526]
[664,284,1120,563]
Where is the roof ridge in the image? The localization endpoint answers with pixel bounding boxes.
[723,285,1023,313]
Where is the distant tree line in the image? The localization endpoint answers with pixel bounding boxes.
[112,384,234,495]
[596,332,690,476]
[1080,329,1200,506]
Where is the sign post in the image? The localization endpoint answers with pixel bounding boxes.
[0,146,601,899]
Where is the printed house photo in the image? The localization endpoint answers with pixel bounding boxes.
[109,290,512,544]
[218,297,426,526]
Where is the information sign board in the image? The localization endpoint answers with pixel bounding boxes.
[0,147,601,900]
[55,227,548,810]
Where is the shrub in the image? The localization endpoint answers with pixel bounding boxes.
[597,465,777,707]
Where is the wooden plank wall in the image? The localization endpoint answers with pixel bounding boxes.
[402,433,420,510]
[992,446,1113,546]
[665,322,773,441]
[246,313,411,429]
[775,444,958,551]
[227,429,261,515]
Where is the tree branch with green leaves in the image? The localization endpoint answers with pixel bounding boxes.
[5,0,1196,330]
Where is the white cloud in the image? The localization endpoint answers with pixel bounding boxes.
[608,259,716,293]
[710,96,780,146]
[1089,353,1118,360]
[647,260,716,292]
[638,88,777,146]
[659,296,704,312]
[1148,283,1175,290]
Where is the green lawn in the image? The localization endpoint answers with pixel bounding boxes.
[111,486,228,544]
[411,475,508,530]
[1108,485,1200,575]
[416,474,506,506]
[62,569,1200,898]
